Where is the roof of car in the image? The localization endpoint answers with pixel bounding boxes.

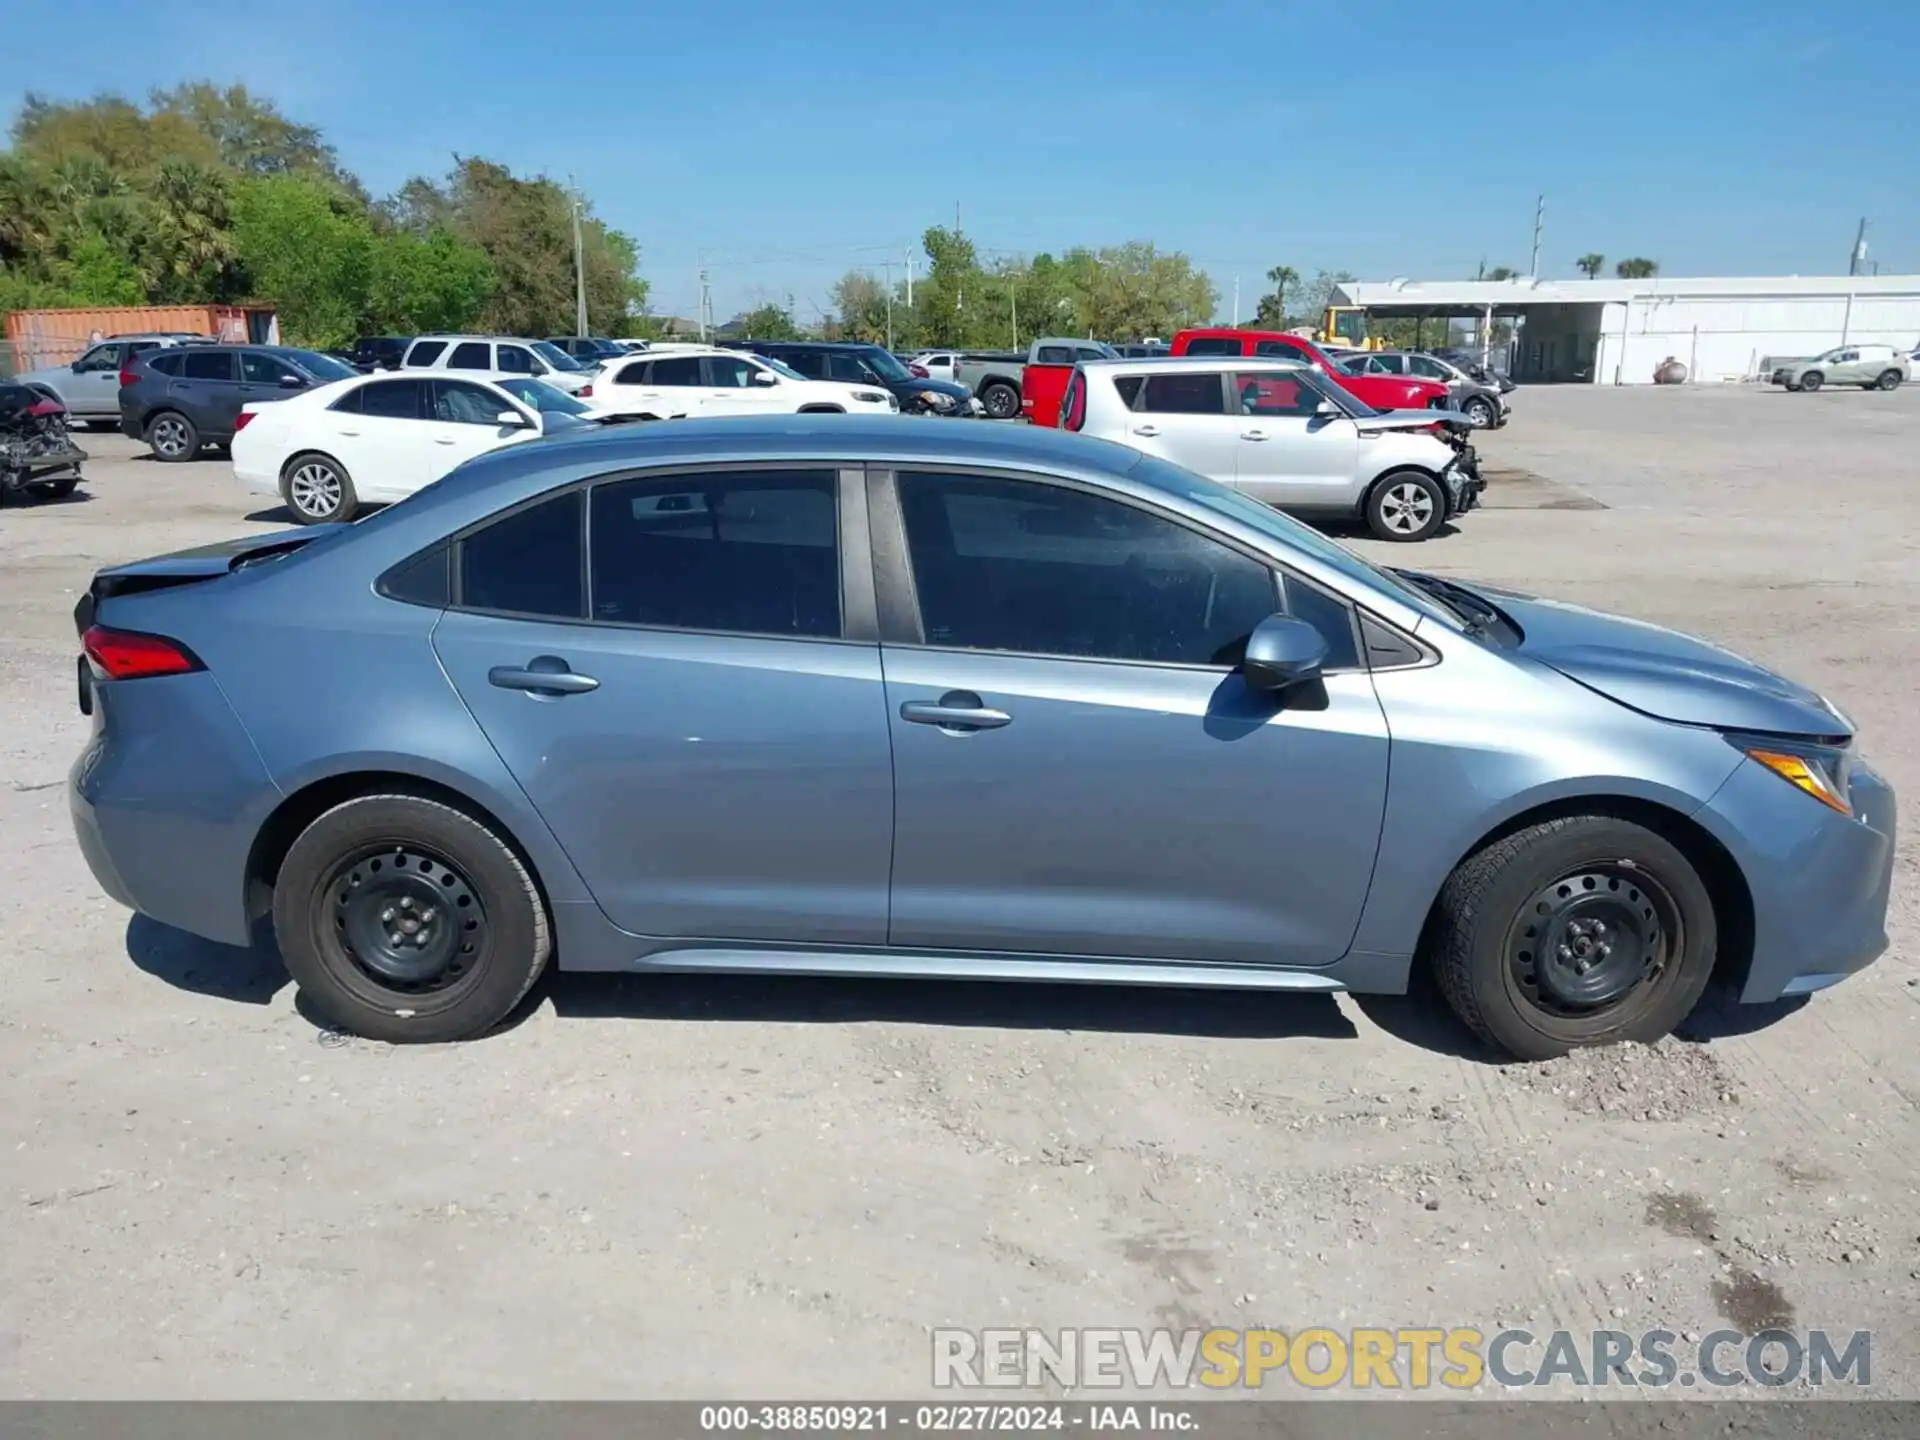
[738,340,880,351]
[409,334,552,345]
[1077,355,1310,373]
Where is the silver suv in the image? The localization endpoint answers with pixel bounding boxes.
[14,334,207,424]
[1771,344,1908,392]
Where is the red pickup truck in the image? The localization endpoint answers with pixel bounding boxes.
[1170,329,1449,412]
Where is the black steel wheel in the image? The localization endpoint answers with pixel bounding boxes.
[273,794,551,1043]
[1430,815,1717,1060]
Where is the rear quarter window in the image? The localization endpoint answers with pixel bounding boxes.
[148,352,184,376]
[406,341,447,367]
[1182,338,1243,357]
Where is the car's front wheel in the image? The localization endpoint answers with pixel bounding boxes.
[1462,395,1496,428]
[283,453,358,524]
[272,794,552,1043]
[1799,370,1824,392]
[1364,470,1448,542]
[1430,815,1718,1061]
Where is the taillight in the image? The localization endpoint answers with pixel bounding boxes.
[909,363,930,378]
[119,367,138,388]
[82,626,202,680]
[1062,372,1087,431]
[233,411,256,432]
[579,384,593,397]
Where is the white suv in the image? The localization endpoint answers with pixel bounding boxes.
[401,335,596,394]
[578,347,898,420]
[1065,357,1481,541]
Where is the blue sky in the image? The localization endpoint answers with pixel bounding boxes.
[9,0,1917,322]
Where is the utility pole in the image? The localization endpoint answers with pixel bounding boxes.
[905,250,914,307]
[569,181,589,336]
[1231,274,1240,326]
[1529,193,1544,278]
[1849,217,1868,276]
[1011,284,1018,348]
[883,261,895,351]
[697,267,711,342]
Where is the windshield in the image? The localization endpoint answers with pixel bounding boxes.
[495,377,590,415]
[1126,454,1462,628]
[759,355,808,381]
[858,347,912,382]
[531,340,586,371]
[288,349,356,381]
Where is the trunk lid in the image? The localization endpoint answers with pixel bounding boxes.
[74,526,347,632]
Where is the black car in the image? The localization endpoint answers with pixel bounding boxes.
[119,345,359,462]
[345,336,413,372]
[728,341,978,415]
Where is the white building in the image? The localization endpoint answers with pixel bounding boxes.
[1332,274,1920,385]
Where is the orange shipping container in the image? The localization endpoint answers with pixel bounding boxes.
[4,304,279,373]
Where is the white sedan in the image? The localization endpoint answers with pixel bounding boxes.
[577,346,897,420]
[232,372,598,524]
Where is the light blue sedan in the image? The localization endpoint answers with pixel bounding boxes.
[68,418,1894,1059]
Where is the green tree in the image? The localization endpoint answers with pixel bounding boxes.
[365,229,494,334]
[732,303,802,340]
[1615,257,1659,278]
[831,269,892,343]
[1576,252,1605,279]
[143,160,238,300]
[229,175,375,347]
[149,82,347,184]
[1485,265,1519,281]
[1254,264,1297,328]
[1290,269,1357,332]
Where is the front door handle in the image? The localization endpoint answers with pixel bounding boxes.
[900,691,1011,732]
[338,429,361,437]
[435,437,457,446]
[1241,429,1269,440]
[1131,424,1161,437]
[489,657,599,697]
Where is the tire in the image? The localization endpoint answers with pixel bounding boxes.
[1430,815,1717,1061]
[1783,381,1802,392]
[795,404,846,414]
[1462,396,1496,429]
[1799,371,1823,392]
[272,794,552,1044]
[27,475,79,500]
[980,382,1020,420]
[1364,470,1448,542]
[1875,369,1902,391]
[282,452,358,524]
[145,410,199,462]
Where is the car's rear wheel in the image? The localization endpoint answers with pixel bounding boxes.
[146,411,198,462]
[1430,815,1717,1061]
[1799,371,1824,392]
[1461,395,1496,428]
[272,794,551,1044]
[1364,470,1447,541]
[283,453,357,524]
[980,382,1020,419]
[1874,369,1902,391]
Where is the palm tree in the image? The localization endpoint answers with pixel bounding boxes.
[1256,264,1297,327]
[1615,257,1659,279]
[145,160,238,298]
[1576,253,1605,279]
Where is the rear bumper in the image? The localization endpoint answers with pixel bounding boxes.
[119,412,144,440]
[1699,756,1896,1003]
[69,671,280,948]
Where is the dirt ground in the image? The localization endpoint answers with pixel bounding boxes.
[2,386,1915,1400]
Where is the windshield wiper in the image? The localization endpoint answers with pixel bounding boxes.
[1393,570,1498,636]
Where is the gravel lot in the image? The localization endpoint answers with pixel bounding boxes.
[3,386,1916,1400]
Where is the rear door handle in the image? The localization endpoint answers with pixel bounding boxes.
[1241,429,1269,440]
[900,691,1011,731]
[435,437,457,445]
[338,429,361,437]
[489,658,599,696]
[1131,424,1161,437]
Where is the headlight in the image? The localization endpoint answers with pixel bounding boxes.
[921,391,955,409]
[1730,734,1853,815]
[852,390,887,404]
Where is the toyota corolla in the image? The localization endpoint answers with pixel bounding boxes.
[69,418,1894,1059]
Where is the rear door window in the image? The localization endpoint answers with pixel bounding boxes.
[447,341,492,370]
[1139,372,1227,414]
[782,350,828,379]
[613,361,651,385]
[359,378,426,419]
[460,491,585,618]
[706,354,760,388]
[649,356,703,386]
[588,470,840,637]
[181,350,237,381]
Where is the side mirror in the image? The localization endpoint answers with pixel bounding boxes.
[1242,614,1328,692]
[279,373,305,388]
[751,370,779,385]
[496,409,534,429]
[1313,399,1342,419]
